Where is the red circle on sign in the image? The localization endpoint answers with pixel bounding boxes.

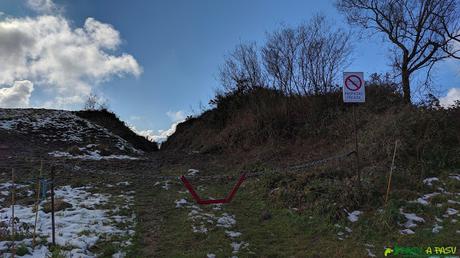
[345,75,362,91]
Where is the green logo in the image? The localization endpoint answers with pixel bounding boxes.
[384,248,394,256]
[383,245,457,256]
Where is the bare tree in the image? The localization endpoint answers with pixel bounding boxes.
[262,26,299,95]
[219,42,264,93]
[83,92,109,111]
[261,15,351,95]
[219,14,351,96]
[84,93,98,110]
[298,15,352,94]
[336,0,460,104]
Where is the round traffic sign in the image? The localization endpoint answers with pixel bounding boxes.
[345,75,362,91]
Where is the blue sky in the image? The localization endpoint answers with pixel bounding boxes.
[0,0,459,141]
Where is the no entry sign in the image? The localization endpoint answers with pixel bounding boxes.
[343,72,365,103]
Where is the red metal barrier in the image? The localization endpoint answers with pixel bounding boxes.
[180,173,247,205]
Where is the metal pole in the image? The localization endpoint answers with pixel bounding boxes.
[353,104,361,188]
[11,168,16,258]
[50,166,56,246]
[33,160,43,248]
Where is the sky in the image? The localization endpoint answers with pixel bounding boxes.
[0,0,459,142]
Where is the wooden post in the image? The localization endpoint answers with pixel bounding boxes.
[352,104,361,188]
[50,166,56,246]
[385,140,399,206]
[32,160,43,248]
[11,168,16,258]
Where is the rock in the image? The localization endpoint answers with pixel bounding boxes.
[43,198,72,213]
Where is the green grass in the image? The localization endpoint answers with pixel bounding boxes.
[136,168,460,258]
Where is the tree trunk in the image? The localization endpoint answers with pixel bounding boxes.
[401,68,411,104]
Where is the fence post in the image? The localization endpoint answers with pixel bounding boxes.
[385,140,399,206]
[352,104,361,189]
[50,166,56,246]
[11,168,16,258]
[33,160,43,248]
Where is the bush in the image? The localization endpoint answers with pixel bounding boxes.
[164,81,460,215]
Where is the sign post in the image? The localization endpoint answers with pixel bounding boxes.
[343,72,365,188]
[50,166,56,247]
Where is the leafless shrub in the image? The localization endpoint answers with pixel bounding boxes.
[219,42,264,93]
[220,14,352,96]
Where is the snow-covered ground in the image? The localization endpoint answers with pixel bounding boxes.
[398,174,460,235]
[49,151,138,161]
[0,182,136,257]
[345,210,362,223]
[0,109,142,154]
[175,186,251,258]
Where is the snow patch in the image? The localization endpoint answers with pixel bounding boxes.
[231,241,248,254]
[399,229,415,235]
[423,177,439,186]
[412,192,440,206]
[187,169,199,176]
[0,109,142,154]
[175,199,249,256]
[175,199,188,208]
[400,208,425,229]
[346,210,362,223]
[0,185,135,257]
[446,208,458,216]
[217,213,236,228]
[432,223,443,234]
[449,174,460,181]
[48,150,138,160]
[225,230,242,238]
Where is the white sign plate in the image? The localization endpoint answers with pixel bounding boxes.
[343,72,365,103]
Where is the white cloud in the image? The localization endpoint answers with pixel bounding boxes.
[166,110,187,122]
[0,14,142,108]
[132,122,181,143]
[440,88,460,107]
[26,0,59,14]
[84,18,121,50]
[130,110,187,144]
[0,80,34,107]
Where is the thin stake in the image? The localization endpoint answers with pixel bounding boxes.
[352,104,361,188]
[11,168,16,258]
[385,140,399,206]
[50,166,56,246]
[32,160,43,248]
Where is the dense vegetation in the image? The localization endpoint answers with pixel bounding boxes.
[163,77,460,215]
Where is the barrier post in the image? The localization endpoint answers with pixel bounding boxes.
[385,140,399,206]
[11,168,16,258]
[353,104,361,189]
[33,160,43,248]
[50,166,56,246]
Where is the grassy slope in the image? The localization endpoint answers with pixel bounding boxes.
[139,86,460,257]
[137,166,459,257]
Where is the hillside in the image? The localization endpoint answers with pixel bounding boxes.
[153,84,460,257]
[0,108,157,160]
[0,87,459,257]
[163,85,460,169]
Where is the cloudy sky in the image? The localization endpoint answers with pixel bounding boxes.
[0,0,459,141]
